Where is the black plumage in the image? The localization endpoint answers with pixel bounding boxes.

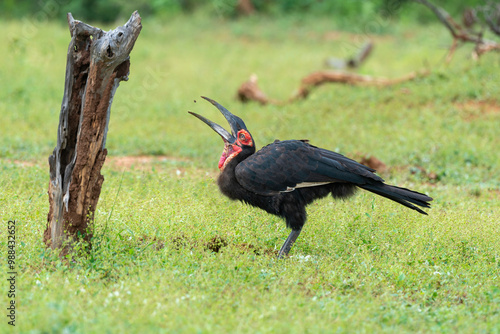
[190,97,433,258]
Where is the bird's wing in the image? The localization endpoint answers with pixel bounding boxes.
[235,140,384,196]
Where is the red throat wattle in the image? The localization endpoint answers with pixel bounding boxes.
[218,143,242,170]
[218,148,228,169]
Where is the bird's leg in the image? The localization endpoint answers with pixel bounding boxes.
[277,229,302,259]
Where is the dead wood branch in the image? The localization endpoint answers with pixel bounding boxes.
[479,2,500,36]
[44,12,142,252]
[237,74,270,105]
[237,70,426,105]
[293,70,426,100]
[301,70,420,86]
[414,0,500,60]
[325,41,374,70]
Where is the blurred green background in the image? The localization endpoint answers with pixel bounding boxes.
[0,0,484,24]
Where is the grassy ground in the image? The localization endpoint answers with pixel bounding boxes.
[1,14,499,333]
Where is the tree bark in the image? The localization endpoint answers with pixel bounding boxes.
[44,11,142,252]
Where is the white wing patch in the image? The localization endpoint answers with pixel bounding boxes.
[281,181,334,192]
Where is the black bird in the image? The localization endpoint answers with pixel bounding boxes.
[190,97,432,258]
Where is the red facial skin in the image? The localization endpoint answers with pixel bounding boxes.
[218,130,253,170]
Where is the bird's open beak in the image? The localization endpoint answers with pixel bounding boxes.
[188,96,247,144]
[188,111,236,144]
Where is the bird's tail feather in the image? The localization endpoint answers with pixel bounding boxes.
[360,183,432,215]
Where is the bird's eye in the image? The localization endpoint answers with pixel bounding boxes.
[237,130,253,146]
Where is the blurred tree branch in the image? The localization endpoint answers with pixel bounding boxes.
[414,0,500,60]
[479,2,500,36]
[237,70,428,105]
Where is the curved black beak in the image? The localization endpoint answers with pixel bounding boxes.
[188,96,249,144]
[188,110,235,143]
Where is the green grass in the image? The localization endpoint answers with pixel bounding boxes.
[1,14,499,333]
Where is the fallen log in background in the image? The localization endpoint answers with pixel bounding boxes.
[293,70,426,100]
[237,70,427,105]
[236,38,429,105]
[238,0,500,105]
[237,74,270,105]
[44,12,142,252]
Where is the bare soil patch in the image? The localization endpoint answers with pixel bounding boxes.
[454,100,500,121]
[5,159,38,167]
[106,155,190,171]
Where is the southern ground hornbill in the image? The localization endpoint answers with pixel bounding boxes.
[189,97,433,258]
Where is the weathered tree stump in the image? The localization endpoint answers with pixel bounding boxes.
[44,12,142,252]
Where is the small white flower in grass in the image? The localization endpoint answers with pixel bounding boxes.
[176,169,181,176]
[292,255,313,262]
